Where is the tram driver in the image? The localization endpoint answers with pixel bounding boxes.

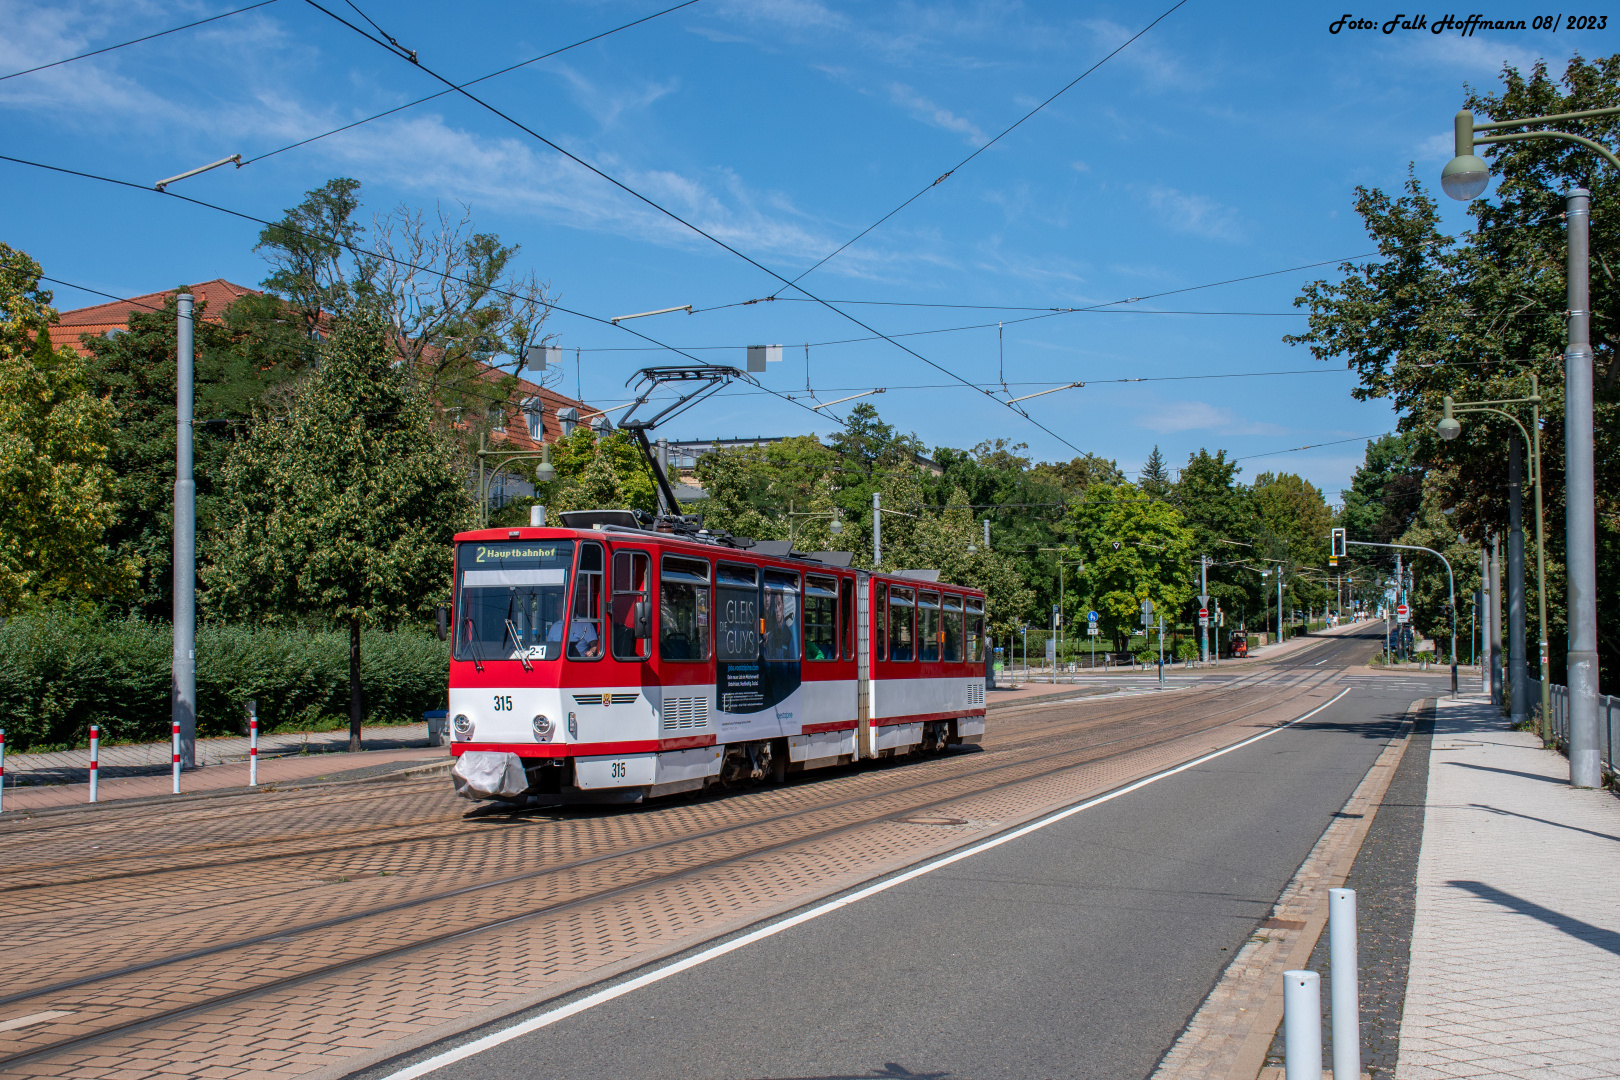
[546,616,601,658]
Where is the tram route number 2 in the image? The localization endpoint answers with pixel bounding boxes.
[493,695,513,711]
[611,761,627,778]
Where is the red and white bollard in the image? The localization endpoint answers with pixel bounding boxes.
[171,720,181,795]
[88,724,99,803]
[247,700,258,787]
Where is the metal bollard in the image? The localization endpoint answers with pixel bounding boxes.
[1283,970,1322,1080]
[1330,888,1361,1080]
[171,720,181,794]
[0,728,6,813]
[247,700,258,787]
[89,724,99,803]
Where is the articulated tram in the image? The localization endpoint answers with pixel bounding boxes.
[447,509,988,802]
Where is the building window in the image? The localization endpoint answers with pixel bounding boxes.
[522,397,544,440]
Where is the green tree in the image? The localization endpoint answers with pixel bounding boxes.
[1172,449,1259,629]
[0,244,134,612]
[1139,445,1172,497]
[1286,54,1620,685]
[521,426,657,521]
[1067,483,1195,648]
[203,312,473,750]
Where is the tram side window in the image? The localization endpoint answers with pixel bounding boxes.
[610,550,651,661]
[888,586,915,661]
[716,562,760,662]
[763,569,801,661]
[840,577,855,661]
[943,594,963,662]
[804,575,838,660]
[918,591,941,662]
[966,598,985,663]
[660,556,711,662]
[568,543,604,659]
[876,583,888,661]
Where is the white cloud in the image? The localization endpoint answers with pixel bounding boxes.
[1143,185,1243,242]
[886,82,985,145]
[1138,401,1287,436]
[549,63,679,129]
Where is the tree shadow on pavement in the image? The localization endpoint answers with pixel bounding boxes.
[1467,802,1620,844]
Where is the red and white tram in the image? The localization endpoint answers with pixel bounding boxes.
[447,510,988,802]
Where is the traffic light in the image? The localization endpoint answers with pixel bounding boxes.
[1329,527,1346,566]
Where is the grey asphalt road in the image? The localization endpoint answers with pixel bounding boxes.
[367,674,1426,1080]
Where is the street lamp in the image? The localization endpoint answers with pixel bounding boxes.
[779,502,844,549]
[476,433,557,529]
[1442,105,1615,787]
[1437,377,1550,737]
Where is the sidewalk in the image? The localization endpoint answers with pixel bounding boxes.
[1395,697,1620,1079]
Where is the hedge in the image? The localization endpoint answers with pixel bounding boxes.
[0,613,448,752]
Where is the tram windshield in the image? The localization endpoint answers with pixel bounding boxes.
[454,540,575,662]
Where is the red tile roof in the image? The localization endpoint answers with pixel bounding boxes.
[51,278,590,444]
[49,279,257,355]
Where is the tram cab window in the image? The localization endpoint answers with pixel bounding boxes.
[716,562,760,662]
[966,598,985,663]
[455,540,573,663]
[762,570,801,661]
[660,556,711,662]
[566,542,605,659]
[918,591,941,662]
[887,586,915,661]
[610,550,651,661]
[943,594,964,662]
[804,575,838,660]
[840,577,855,661]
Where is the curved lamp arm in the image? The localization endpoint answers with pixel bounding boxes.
[1451,405,1539,486]
[1475,129,1620,173]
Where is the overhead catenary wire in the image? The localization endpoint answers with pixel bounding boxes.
[241,0,701,165]
[299,0,1091,458]
[0,0,281,82]
[773,0,1190,292]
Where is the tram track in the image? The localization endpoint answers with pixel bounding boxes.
[0,675,1345,1071]
[0,671,1288,895]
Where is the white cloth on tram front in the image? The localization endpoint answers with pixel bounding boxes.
[451,751,530,800]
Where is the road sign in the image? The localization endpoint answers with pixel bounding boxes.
[1087,610,1099,622]
[1396,604,1410,624]
[1198,594,1210,606]
[1198,606,1209,627]
[1112,541,1122,551]
[1045,639,1057,661]
[1087,626,1099,636]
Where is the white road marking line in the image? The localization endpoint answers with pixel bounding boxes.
[378,686,1354,1080]
[0,1011,73,1033]
[1314,659,1328,665]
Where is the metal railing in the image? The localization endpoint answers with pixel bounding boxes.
[1527,678,1620,778]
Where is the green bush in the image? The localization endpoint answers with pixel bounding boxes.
[0,611,448,752]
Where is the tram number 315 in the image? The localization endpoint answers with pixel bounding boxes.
[492,695,513,711]
[611,761,627,778]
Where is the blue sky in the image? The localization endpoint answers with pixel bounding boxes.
[0,0,1598,499]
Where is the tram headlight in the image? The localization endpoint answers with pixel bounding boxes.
[532,714,553,737]
[452,713,473,736]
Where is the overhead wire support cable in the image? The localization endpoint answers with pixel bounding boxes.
[773,0,1190,293]
[299,0,1089,456]
[0,0,281,82]
[242,0,701,165]
[0,152,834,429]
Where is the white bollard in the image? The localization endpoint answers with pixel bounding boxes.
[1283,969,1322,1080]
[248,700,258,787]
[1330,888,1361,1080]
[171,720,181,794]
[88,724,99,803]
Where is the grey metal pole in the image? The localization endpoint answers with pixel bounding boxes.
[1508,436,1528,725]
[1478,548,1489,695]
[172,292,197,770]
[1490,534,1503,707]
[872,491,881,570]
[983,518,990,550]
[1158,614,1165,690]
[1200,555,1209,664]
[1329,889,1360,1080]
[1283,970,1323,1080]
[1564,187,1602,787]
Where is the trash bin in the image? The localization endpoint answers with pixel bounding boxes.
[423,709,448,748]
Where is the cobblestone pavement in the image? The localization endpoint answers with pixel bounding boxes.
[0,672,1342,1080]
[1394,698,1620,1080]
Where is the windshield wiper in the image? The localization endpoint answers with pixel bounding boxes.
[505,619,534,672]
[460,618,484,672]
